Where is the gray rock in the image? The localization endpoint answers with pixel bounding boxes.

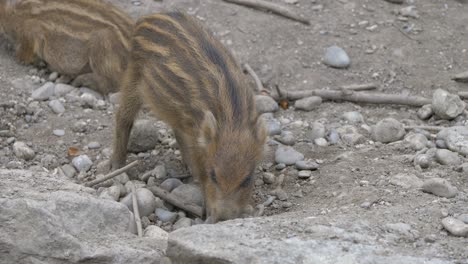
[155,208,178,223]
[275,145,304,165]
[385,223,418,239]
[298,170,312,179]
[435,139,447,149]
[40,154,58,169]
[99,186,121,201]
[294,96,322,111]
[457,214,468,224]
[0,187,163,264]
[278,131,295,145]
[53,129,65,137]
[255,95,278,114]
[54,83,75,97]
[171,184,204,207]
[307,122,326,140]
[399,5,419,18]
[72,120,87,133]
[342,111,364,124]
[262,172,276,184]
[417,105,433,120]
[48,99,65,114]
[31,82,55,101]
[13,141,35,161]
[72,155,93,172]
[314,137,328,147]
[327,129,340,144]
[87,141,101,149]
[80,93,97,108]
[120,188,157,217]
[389,173,423,189]
[441,217,468,237]
[264,118,281,136]
[435,149,461,166]
[144,225,169,245]
[413,154,431,169]
[49,71,59,81]
[422,178,458,198]
[323,45,351,68]
[432,89,465,120]
[383,0,404,4]
[460,163,468,173]
[295,160,319,170]
[341,132,365,146]
[109,92,121,104]
[167,216,450,264]
[404,133,428,150]
[128,120,160,153]
[160,178,183,192]
[61,164,76,178]
[173,217,193,230]
[372,118,406,143]
[442,128,468,156]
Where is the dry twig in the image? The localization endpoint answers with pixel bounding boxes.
[404,125,444,132]
[452,70,468,83]
[243,63,268,94]
[223,0,310,25]
[339,83,377,91]
[84,160,139,187]
[148,186,203,218]
[130,183,143,237]
[272,88,431,107]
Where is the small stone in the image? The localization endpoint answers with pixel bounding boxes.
[155,208,178,223]
[72,155,93,172]
[390,173,423,189]
[399,6,419,18]
[173,217,192,230]
[307,122,326,140]
[314,137,328,147]
[121,188,157,217]
[341,133,365,146]
[435,149,461,166]
[414,154,431,169]
[297,170,312,179]
[128,120,161,153]
[323,45,351,68]
[109,92,121,104]
[72,120,87,133]
[40,154,58,169]
[278,131,295,145]
[435,139,447,149]
[87,141,101,149]
[31,82,55,101]
[360,201,372,209]
[275,163,286,170]
[441,217,468,237]
[275,145,304,165]
[371,118,406,143]
[255,95,278,114]
[295,160,319,170]
[263,172,276,184]
[457,214,468,224]
[144,225,169,241]
[160,178,183,192]
[264,118,281,136]
[61,164,76,178]
[171,184,204,207]
[80,93,97,108]
[327,129,340,144]
[154,165,167,179]
[48,72,59,81]
[432,89,465,120]
[417,105,433,120]
[385,223,416,239]
[80,87,103,100]
[271,188,288,201]
[422,178,458,198]
[54,83,75,97]
[460,163,468,173]
[13,142,35,161]
[48,100,65,114]
[294,96,322,111]
[383,0,403,3]
[99,186,121,201]
[342,111,364,124]
[404,133,428,150]
[53,129,65,137]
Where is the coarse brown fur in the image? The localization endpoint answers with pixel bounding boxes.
[0,0,133,94]
[111,12,267,223]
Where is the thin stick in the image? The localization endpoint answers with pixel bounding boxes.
[243,63,266,94]
[223,0,310,25]
[148,186,203,218]
[84,160,139,187]
[273,88,431,107]
[339,83,377,91]
[458,92,468,99]
[452,70,468,83]
[131,183,143,237]
[404,125,444,132]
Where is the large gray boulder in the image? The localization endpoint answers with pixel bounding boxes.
[0,169,165,264]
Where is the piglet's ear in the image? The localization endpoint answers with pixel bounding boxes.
[198,111,217,148]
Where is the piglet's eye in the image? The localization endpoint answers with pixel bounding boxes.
[239,174,253,188]
[210,170,218,184]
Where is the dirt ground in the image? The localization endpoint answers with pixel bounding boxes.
[1,0,467,262]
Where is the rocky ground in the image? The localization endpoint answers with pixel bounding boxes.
[1,0,468,263]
